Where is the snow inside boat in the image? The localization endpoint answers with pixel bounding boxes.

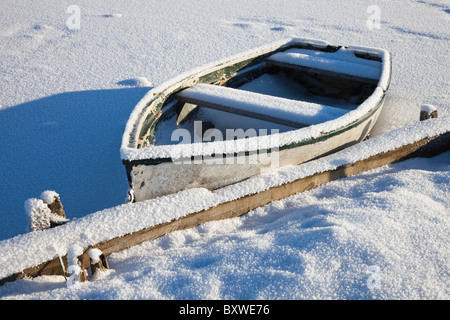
[121,38,391,202]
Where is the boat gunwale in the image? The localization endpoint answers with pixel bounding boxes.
[120,38,391,164]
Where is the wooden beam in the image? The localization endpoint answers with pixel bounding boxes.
[175,83,349,128]
[265,52,380,85]
[175,84,310,128]
[1,129,448,286]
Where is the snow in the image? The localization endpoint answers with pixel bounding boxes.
[421,104,437,114]
[88,248,103,264]
[68,245,84,266]
[0,0,449,300]
[0,118,448,299]
[40,190,59,204]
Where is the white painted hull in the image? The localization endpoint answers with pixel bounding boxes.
[131,103,384,202]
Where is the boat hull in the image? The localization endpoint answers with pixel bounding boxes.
[121,38,391,202]
[128,99,384,202]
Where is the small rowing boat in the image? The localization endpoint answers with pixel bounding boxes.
[121,37,391,202]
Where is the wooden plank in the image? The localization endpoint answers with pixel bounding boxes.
[176,84,346,128]
[176,84,308,128]
[1,130,448,286]
[265,52,380,84]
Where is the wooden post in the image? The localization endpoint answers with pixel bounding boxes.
[24,198,51,232]
[40,191,68,227]
[101,254,109,270]
[88,248,109,276]
[78,254,88,282]
[420,105,438,121]
[47,195,66,219]
[25,191,68,233]
[67,245,87,285]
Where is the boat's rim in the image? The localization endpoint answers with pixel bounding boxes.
[120,37,391,163]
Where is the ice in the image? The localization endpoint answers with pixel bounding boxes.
[24,198,51,232]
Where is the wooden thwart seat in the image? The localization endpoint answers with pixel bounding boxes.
[175,83,347,128]
[265,50,381,84]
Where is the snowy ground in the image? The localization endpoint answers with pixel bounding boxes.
[0,0,449,300]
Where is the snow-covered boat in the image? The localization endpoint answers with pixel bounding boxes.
[121,38,391,202]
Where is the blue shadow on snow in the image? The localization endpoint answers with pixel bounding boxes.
[0,87,150,241]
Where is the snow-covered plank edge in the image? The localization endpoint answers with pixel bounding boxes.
[0,117,448,285]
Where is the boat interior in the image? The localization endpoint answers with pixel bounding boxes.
[151,45,382,146]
